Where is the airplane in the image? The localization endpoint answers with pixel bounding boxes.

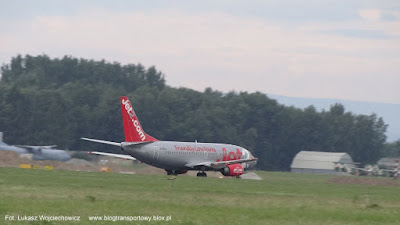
[351,164,381,176]
[82,96,258,177]
[16,145,72,161]
[0,135,71,161]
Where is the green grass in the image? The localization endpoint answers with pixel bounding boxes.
[0,168,400,225]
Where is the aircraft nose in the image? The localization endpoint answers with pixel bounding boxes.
[243,161,257,170]
[245,160,257,170]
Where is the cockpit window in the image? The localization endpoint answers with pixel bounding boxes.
[242,148,249,159]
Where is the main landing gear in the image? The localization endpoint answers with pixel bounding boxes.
[196,172,207,177]
[166,170,188,175]
[166,170,177,176]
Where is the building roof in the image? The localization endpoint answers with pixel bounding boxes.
[290,151,354,170]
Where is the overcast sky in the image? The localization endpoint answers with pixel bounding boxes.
[1,0,399,104]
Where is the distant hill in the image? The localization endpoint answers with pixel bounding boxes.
[268,94,400,142]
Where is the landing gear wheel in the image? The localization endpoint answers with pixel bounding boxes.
[197,172,207,177]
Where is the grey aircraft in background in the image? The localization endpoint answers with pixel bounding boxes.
[18,145,71,161]
[0,141,28,154]
[82,96,257,177]
[0,137,71,161]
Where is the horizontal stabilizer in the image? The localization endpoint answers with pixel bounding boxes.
[81,138,121,147]
[122,141,154,148]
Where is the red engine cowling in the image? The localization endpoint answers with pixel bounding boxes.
[221,164,244,176]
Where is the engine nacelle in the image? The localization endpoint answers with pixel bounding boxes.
[221,164,244,176]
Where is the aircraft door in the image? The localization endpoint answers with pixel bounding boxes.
[153,146,160,160]
[204,150,208,159]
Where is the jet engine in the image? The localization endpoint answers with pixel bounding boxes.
[221,164,244,176]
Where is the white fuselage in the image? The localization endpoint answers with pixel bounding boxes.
[122,141,256,171]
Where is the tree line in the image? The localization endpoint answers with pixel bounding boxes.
[0,54,393,170]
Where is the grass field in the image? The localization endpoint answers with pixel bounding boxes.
[0,167,400,225]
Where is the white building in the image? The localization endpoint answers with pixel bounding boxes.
[290,151,355,175]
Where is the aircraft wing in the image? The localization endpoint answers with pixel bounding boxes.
[88,151,136,160]
[186,157,258,169]
[355,167,373,172]
[16,145,57,149]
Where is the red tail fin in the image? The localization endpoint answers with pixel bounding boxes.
[120,96,158,142]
